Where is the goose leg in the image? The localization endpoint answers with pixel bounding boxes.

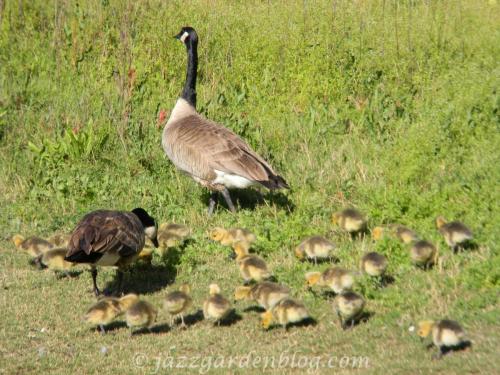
[115,270,124,296]
[208,192,218,216]
[91,268,101,297]
[221,188,236,213]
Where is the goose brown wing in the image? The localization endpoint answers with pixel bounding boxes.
[165,115,288,188]
[65,210,144,263]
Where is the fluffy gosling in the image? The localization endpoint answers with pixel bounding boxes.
[136,247,154,265]
[83,294,138,334]
[234,281,290,311]
[261,298,309,330]
[410,240,437,269]
[333,291,365,329]
[47,233,71,247]
[163,284,193,328]
[234,242,272,283]
[305,267,355,294]
[331,208,367,234]
[295,236,335,264]
[203,284,232,325]
[12,234,53,257]
[417,319,468,359]
[210,227,256,248]
[156,223,191,256]
[159,222,191,238]
[33,248,75,275]
[436,217,473,253]
[372,225,419,244]
[360,252,388,277]
[125,299,157,334]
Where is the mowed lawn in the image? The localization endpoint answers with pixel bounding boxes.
[0,0,499,374]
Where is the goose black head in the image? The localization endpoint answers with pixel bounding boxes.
[174,26,198,45]
[132,208,159,247]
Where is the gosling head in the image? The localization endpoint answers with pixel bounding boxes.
[12,234,25,248]
[132,208,159,248]
[417,320,435,339]
[234,286,252,301]
[294,246,305,260]
[209,283,221,296]
[179,283,191,294]
[233,242,249,260]
[261,310,273,330]
[331,212,340,225]
[305,272,322,287]
[372,227,384,241]
[209,227,226,242]
[435,216,447,229]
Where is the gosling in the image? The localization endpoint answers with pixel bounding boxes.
[12,234,53,257]
[360,252,388,277]
[210,227,256,248]
[32,248,75,276]
[47,233,71,247]
[234,281,290,311]
[436,217,473,253]
[372,225,419,244]
[417,319,468,359]
[203,284,232,325]
[234,242,272,284]
[333,291,365,329]
[261,298,310,330]
[156,222,191,256]
[410,240,437,269]
[83,294,138,334]
[305,267,355,294]
[295,236,335,264]
[163,283,193,328]
[331,208,367,234]
[125,299,157,334]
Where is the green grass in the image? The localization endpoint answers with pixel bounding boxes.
[1,0,499,373]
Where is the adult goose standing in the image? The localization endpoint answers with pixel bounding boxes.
[64,208,159,296]
[162,27,288,215]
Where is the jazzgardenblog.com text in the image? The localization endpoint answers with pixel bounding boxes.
[133,350,370,374]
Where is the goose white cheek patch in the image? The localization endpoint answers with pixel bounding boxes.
[180,31,189,43]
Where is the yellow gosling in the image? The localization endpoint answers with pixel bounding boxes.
[34,248,75,274]
[305,267,355,294]
[331,208,367,234]
[360,252,388,277]
[417,320,468,359]
[394,226,419,244]
[295,236,335,264]
[410,240,437,269]
[163,284,193,328]
[209,227,256,247]
[436,217,473,253]
[159,222,191,238]
[261,298,309,330]
[234,242,271,283]
[203,284,232,325]
[47,233,71,247]
[333,291,365,329]
[234,281,290,311]
[12,234,53,257]
[125,300,157,334]
[136,247,154,265]
[117,294,140,312]
[83,297,122,334]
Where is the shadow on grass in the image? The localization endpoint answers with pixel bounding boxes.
[265,317,317,331]
[242,305,266,313]
[339,311,374,330]
[99,321,127,333]
[181,309,205,327]
[201,189,295,214]
[217,309,242,327]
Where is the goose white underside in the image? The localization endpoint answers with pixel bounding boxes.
[213,169,257,189]
[95,252,121,267]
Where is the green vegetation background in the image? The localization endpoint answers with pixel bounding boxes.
[0,0,498,374]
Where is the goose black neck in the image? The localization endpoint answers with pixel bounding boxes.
[181,39,198,108]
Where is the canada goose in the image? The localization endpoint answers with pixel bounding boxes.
[210,227,256,248]
[435,217,473,253]
[305,267,355,294]
[234,241,272,283]
[417,319,468,359]
[261,298,309,330]
[47,233,71,247]
[163,283,193,328]
[410,240,437,269]
[333,291,365,329]
[83,294,139,334]
[203,283,232,325]
[331,208,367,234]
[33,248,75,275]
[360,252,388,277]
[372,225,419,244]
[12,234,53,257]
[64,208,159,296]
[234,281,290,311]
[125,299,157,334]
[295,236,335,264]
[163,27,288,215]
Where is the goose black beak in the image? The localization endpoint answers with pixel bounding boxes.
[152,238,159,248]
[173,32,182,40]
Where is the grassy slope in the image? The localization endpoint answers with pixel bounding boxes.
[0,0,499,373]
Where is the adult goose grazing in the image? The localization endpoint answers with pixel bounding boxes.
[64,208,159,296]
[162,27,288,215]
